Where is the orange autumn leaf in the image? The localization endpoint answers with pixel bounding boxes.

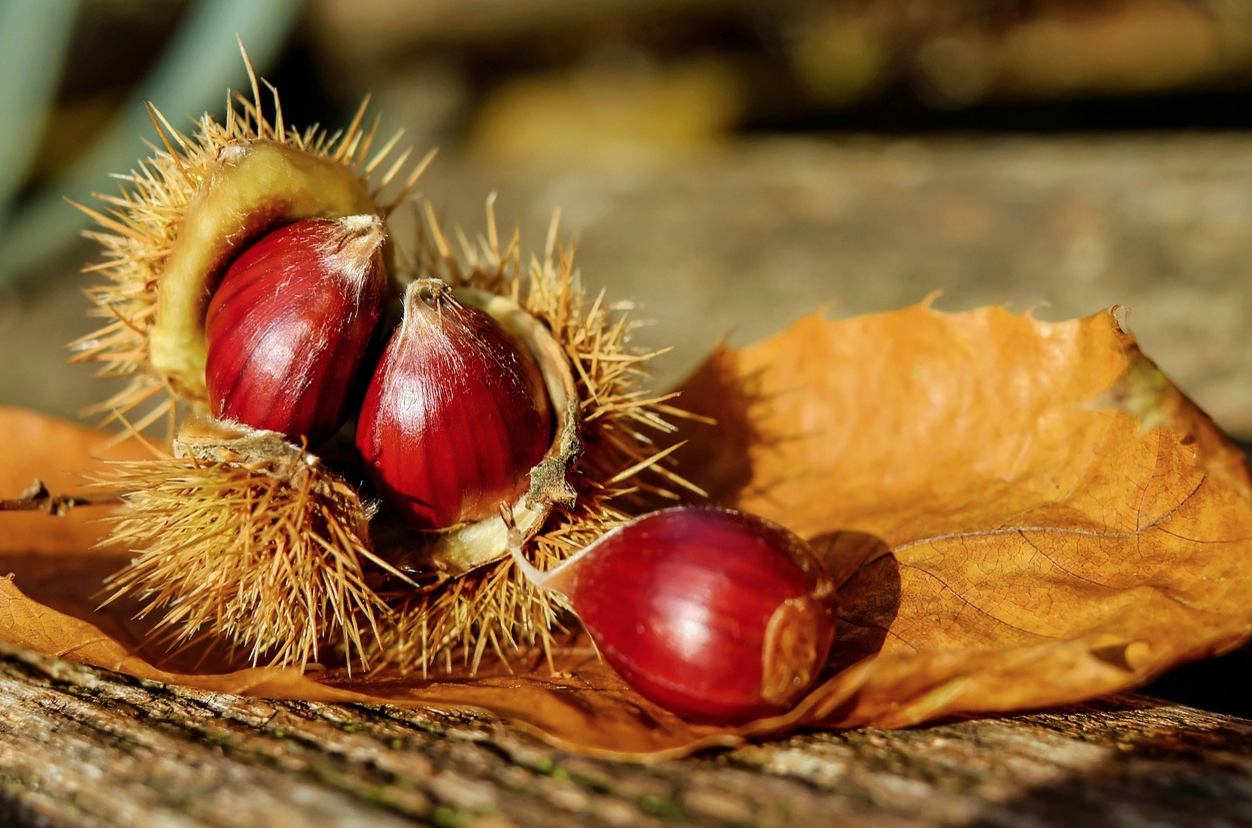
[0,302,1250,760]
[675,302,1252,730]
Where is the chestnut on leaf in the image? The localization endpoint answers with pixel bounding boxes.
[508,505,839,725]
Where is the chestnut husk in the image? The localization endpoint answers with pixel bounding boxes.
[81,55,698,672]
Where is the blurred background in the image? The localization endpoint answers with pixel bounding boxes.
[0,0,1250,708]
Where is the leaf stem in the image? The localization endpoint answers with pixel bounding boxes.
[0,479,121,516]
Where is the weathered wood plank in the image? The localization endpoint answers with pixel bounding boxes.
[1,641,1250,827]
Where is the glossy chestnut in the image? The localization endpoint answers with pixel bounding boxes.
[356,278,553,531]
[510,505,838,724]
[205,215,388,447]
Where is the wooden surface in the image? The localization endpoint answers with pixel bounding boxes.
[0,640,1250,827]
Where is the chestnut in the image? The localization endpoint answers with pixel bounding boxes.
[356,278,553,531]
[204,215,388,447]
[509,506,838,724]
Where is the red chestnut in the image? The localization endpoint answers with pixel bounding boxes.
[356,279,553,531]
[509,506,838,725]
[205,215,388,447]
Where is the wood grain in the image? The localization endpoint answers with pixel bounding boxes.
[1,640,1250,827]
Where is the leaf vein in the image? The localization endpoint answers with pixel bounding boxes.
[896,562,1063,643]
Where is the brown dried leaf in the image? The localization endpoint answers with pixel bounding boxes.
[1,303,1250,760]
[675,303,1252,732]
